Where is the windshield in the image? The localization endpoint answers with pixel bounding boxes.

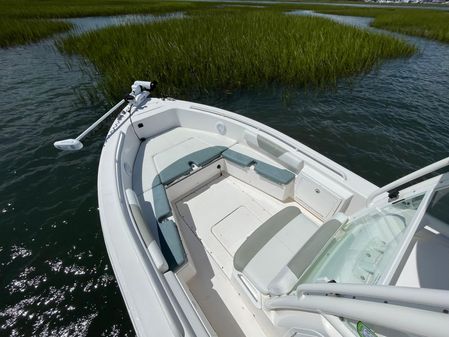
[299,194,425,285]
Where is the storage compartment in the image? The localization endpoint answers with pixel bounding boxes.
[225,161,294,201]
[294,167,352,220]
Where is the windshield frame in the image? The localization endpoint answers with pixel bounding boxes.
[378,188,433,284]
[298,178,437,288]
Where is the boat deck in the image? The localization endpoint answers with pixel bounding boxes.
[173,174,306,337]
[99,98,449,337]
[171,172,449,337]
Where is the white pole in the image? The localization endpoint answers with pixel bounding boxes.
[54,99,126,151]
[76,99,126,141]
[295,283,449,310]
[366,156,449,205]
[54,80,156,151]
[266,283,449,337]
[266,294,449,337]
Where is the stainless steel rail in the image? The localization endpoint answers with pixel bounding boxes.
[265,283,449,337]
[366,156,449,205]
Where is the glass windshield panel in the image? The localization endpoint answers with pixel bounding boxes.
[299,194,425,285]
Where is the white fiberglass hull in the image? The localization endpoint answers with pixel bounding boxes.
[97,96,449,337]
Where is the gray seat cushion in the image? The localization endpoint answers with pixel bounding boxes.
[189,145,227,167]
[159,161,191,186]
[254,161,295,185]
[222,149,255,167]
[159,146,227,185]
[153,184,171,222]
[222,148,295,185]
[234,207,347,295]
[158,219,186,270]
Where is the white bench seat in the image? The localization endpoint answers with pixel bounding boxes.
[234,206,348,296]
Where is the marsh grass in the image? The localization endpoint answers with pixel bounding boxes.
[3,0,449,47]
[372,11,449,43]
[291,5,449,43]
[0,0,213,18]
[60,11,415,99]
[0,19,72,47]
[0,0,213,47]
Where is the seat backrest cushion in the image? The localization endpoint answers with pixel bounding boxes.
[243,130,304,173]
[267,212,348,295]
[126,188,155,246]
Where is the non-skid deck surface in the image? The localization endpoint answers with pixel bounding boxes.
[175,174,287,277]
[176,217,266,337]
[174,175,298,337]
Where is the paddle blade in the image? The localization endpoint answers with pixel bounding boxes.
[54,139,83,151]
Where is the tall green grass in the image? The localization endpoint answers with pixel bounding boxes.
[291,5,449,43]
[0,19,72,48]
[60,11,415,99]
[0,0,213,47]
[0,0,214,18]
[2,0,449,47]
[372,10,449,43]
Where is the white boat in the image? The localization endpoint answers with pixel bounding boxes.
[57,81,449,337]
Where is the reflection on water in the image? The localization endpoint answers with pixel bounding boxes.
[1,10,449,336]
[63,12,184,35]
[288,9,374,27]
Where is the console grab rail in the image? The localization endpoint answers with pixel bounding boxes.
[294,283,449,310]
[265,283,449,337]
